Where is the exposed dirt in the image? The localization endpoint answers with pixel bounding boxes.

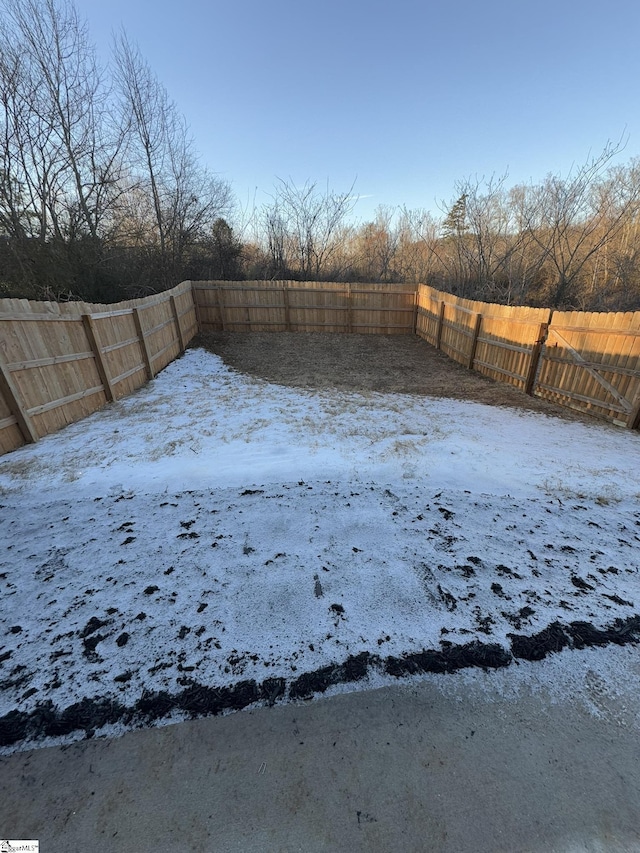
[194,332,596,424]
[3,615,640,746]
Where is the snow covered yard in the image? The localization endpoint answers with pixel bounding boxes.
[1,345,640,753]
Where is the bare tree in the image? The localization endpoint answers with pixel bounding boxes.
[0,0,131,298]
[113,31,232,289]
[261,178,356,280]
[519,142,640,306]
[391,207,441,284]
[350,205,400,282]
[0,0,123,242]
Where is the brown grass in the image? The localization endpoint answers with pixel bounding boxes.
[194,332,600,425]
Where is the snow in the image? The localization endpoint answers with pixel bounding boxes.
[1,347,639,753]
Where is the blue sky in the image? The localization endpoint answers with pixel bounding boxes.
[75,0,640,223]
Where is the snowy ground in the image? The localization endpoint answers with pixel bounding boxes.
[1,347,640,753]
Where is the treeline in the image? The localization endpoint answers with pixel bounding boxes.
[0,0,235,302]
[2,0,640,311]
[244,156,640,311]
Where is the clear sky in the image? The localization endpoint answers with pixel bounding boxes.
[74,0,640,224]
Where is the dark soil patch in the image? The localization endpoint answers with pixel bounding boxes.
[289,652,372,699]
[384,641,511,677]
[566,617,640,648]
[80,617,108,638]
[502,606,536,630]
[193,332,597,423]
[571,576,595,592]
[3,615,640,750]
[509,622,570,661]
[603,593,634,606]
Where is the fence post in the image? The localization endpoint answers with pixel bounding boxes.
[0,347,38,443]
[82,314,115,402]
[627,391,640,430]
[347,283,352,333]
[188,281,202,333]
[467,312,483,369]
[524,321,549,396]
[133,307,155,380]
[412,290,419,335]
[191,282,204,332]
[436,301,446,349]
[283,283,291,330]
[217,286,226,331]
[170,294,186,352]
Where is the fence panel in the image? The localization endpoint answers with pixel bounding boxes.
[473,305,551,391]
[192,281,417,334]
[350,287,416,334]
[537,310,640,426]
[0,312,107,444]
[416,285,551,391]
[90,310,147,399]
[287,283,349,332]
[0,281,196,455]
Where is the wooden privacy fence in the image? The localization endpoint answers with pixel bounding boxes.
[197,280,640,427]
[0,278,639,457]
[0,280,197,455]
[416,284,640,429]
[193,280,418,334]
[416,285,551,395]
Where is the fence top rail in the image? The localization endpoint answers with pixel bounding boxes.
[1,300,181,323]
[204,302,416,313]
[480,314,549,326]
[418,284,552,314]
[551,308,640,321]
[206,319,414,329]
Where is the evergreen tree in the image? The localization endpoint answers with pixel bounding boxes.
[442,193,469,238]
